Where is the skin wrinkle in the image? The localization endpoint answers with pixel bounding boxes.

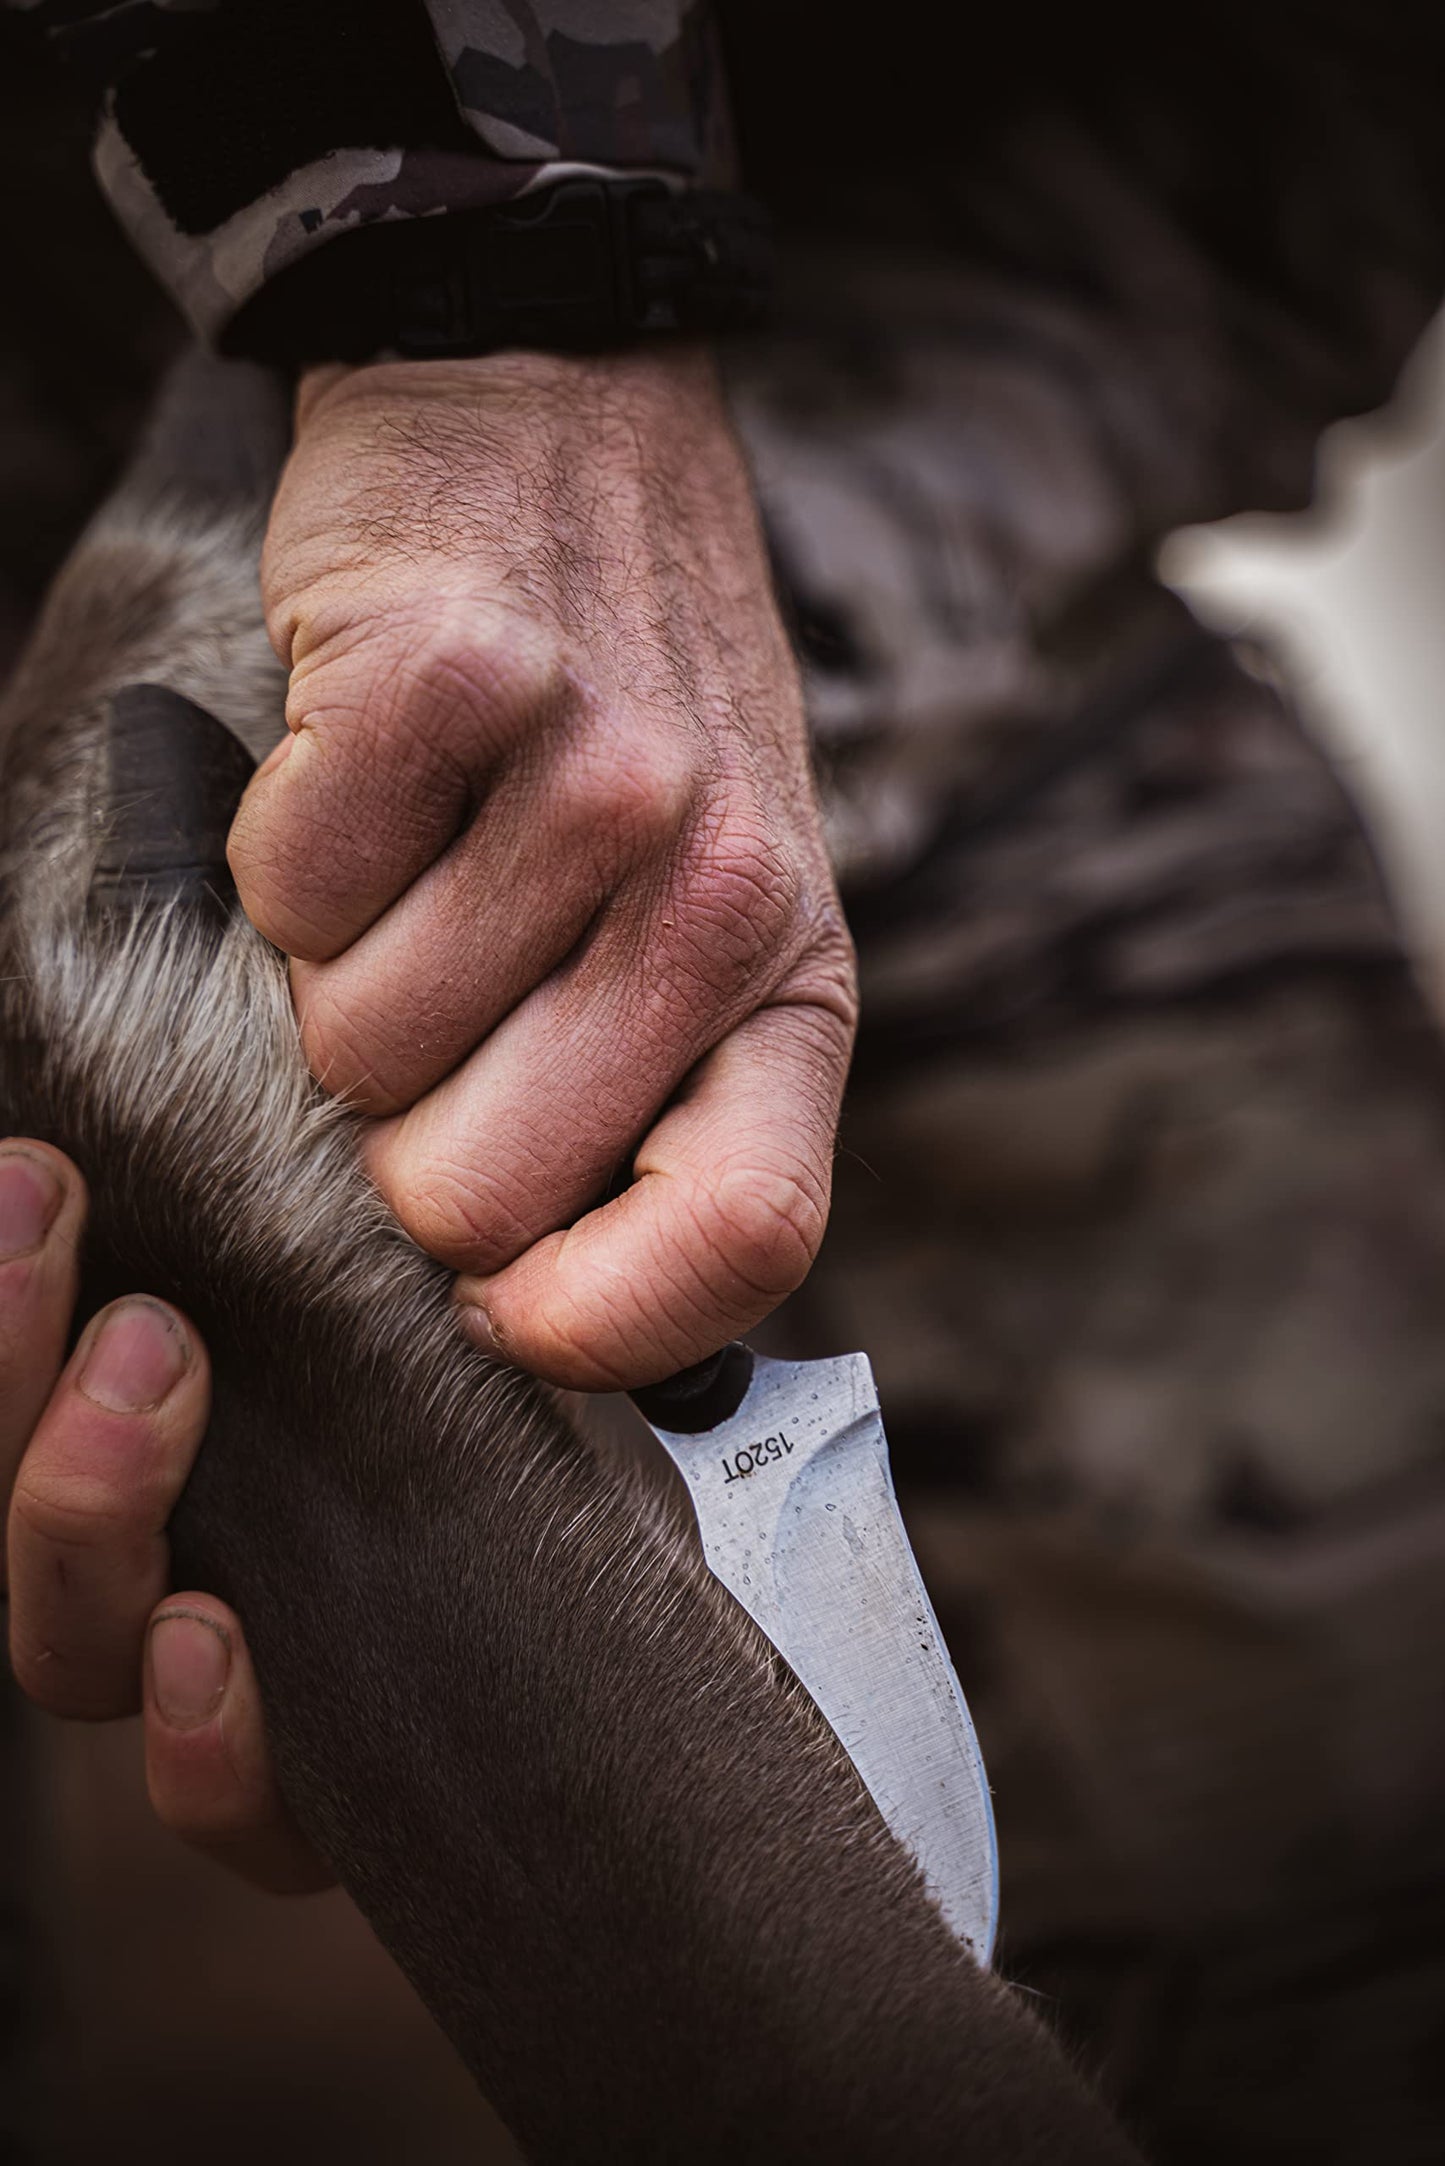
[465,1143,799,1380]
[673,1166,818,1308]
[9,1477,161,1553]
[467,1060,841,1375]
[403,1152,552,1273]
[288,359,769,664]
[243,606,579,959]
[368,791,834,1277]
[288,775,618,1045]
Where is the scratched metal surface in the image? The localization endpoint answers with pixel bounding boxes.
[647,1352,999,1962]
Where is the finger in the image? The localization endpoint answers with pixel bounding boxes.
[0,1142,88,1526]
[227,598,570,962]
[290,729,686,1113]
[8,1297,209,1720]
[453,1001,852,1389]
[365,825,804,1275]
[144,1597,334,1895]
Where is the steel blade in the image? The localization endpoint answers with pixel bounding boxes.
[642,1351,998,1962]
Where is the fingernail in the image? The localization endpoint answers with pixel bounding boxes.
[150,1611,230,1729]
[455,1290,506,1360]
[78,1298,190,1413]
[0,1151,63,1259]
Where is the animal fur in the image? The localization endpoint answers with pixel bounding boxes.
[0,353,1140,2163]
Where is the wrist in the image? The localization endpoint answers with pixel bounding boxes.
[294,341,728,448]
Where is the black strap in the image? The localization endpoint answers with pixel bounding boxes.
[225,180,772,369]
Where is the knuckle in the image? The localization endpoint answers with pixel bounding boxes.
[10,1464,144,1556]
[154,1791,258,1853]
[587,736,695,856]
[226,804,344,961]
[395,605,569,754]
[705,823,801,948]
[386,1155,537,1274]
[0,1256,40,1325]
[796,917,861,1040]
[517,1297,636,1395]
[223,800,277,910]
[698,1159,828,1302]
[667,816,802,999]
[295,980,408,1114]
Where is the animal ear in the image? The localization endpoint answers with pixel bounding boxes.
[90,682,257,921]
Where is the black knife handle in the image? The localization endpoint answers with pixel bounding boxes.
[630,1343,755,1435]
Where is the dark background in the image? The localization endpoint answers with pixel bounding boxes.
[4,12,1445,2162]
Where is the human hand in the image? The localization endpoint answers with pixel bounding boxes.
[228,347,855,1390]
[1,1142,328,1892]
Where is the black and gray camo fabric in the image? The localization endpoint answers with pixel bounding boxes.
[723,14,1445,2157]
[3,0,730,340]
[4,5,1445,2160]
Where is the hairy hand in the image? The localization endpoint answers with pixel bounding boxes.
[229,348,855,1389]
[0,1143,326,1891]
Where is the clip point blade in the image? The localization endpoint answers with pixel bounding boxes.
[635,1349,999,1962]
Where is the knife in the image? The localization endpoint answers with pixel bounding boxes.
[632,1344,998,1963]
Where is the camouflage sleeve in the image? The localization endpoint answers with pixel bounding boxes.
[424,1,733,173]
[3,0,731,344]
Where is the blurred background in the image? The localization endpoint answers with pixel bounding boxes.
[1166,315,1445,996]
[3,10,1444,2163]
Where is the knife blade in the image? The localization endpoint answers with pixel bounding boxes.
[632,1345,998,1963]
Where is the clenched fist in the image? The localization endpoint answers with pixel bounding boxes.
[230,346,855,1389]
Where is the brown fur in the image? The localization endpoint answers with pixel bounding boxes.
[0,354,1140,2163]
